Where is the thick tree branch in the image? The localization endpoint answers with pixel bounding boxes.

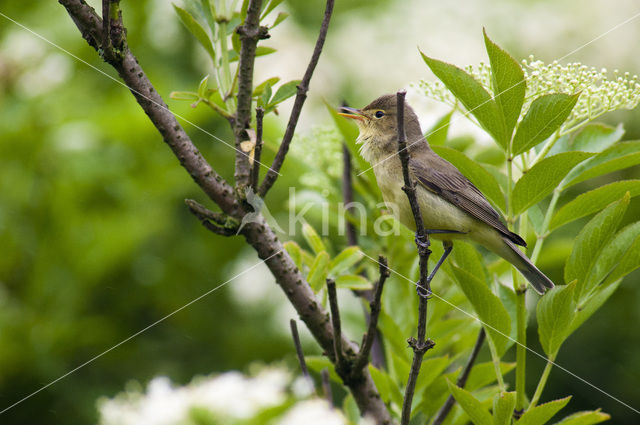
[258,0,335,197]
[432,328,486,425]
[396,90,435,425]
[234,0,269,188]
[60,1,391,422]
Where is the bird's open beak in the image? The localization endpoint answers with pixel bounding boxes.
[337,106,364,121]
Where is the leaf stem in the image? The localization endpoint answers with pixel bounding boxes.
[532,130,561,165]
[528,354,556,410]
[487,338,506,391]
[515,285,527,410]
[530,188,561,264]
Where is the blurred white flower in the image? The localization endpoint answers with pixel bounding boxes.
[277,399,347,425]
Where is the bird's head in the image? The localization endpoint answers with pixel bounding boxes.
[338,94,424,164]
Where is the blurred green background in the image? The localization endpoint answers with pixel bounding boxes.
[0,0,639,423]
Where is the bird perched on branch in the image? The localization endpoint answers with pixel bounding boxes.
[339,94,553,294]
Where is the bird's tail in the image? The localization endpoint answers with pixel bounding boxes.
[503,239,554,294]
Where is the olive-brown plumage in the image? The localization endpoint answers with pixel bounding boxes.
[340,94,553,294]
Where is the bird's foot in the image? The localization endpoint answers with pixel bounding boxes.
[416,283,432,299]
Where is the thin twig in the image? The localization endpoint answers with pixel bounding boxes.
[251,107,264,192]
[341,120,357,245]
[185,199,238,236]
[234,0,269,188]
[396,90,435,425]
[321,369,333,406]
[326,278,343,364]
[258,0,335,197]
[355,256,389,371]
[432,328,486,425]
[290,319,315,394]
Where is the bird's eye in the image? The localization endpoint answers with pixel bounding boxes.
[374,110,385,118]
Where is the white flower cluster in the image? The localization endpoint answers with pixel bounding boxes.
[414,56,640,136]
[97,368,351,425]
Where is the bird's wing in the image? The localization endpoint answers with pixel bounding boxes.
[409,153,526,246]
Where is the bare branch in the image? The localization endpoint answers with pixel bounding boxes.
[355,256,389,371]
[326,279,344,365]
[342,143,358,246]
[396,90,435,425]
[234,0,269,188]
[258,0,335,197]
[432,328,486,425]
[251,107,265,192]
[185,199,238,236]
[290,319,315,391]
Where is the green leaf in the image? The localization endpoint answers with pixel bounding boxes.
[328,246,363,275]
[512,152,594,215]
[302,223,326,254]
[563,141,640,188]
[564,193,629,301]
[518,396,572,425]
[253,77,280,97]
[493,391,517,425]
[432,146,506,212]
[260,0,284,19]
[583,222,640,293]
[307,251,329,292]
[283,241,303,271]
[258,82,272,108]
[421,52,508,148]
[270,11,289,28]
[483,29,525,139]
[604,233,640,286]
[549,180,640,231]
[256,46,277,57]
[466,361,516,391]
[450,266,512,355]
[568,122,625,153]
[426,110,454,145]
[449,240,488,285]
[512,93,579,156]
[268,80,300,106]
[334,274,372,290]
[447,380,493,425]
[169,91,199,101]
[568,280,621,336]
[197,74,209,98]
[553,410,611,425]
[173,4,215,60]
[537,282,577,356]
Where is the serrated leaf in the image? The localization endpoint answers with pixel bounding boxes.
[283,241,303,271]
[512,152,593,215]
[563,141,640,188]
[550,180,640,231]
[302,222,325,254]
[421,52,508,148]
[537,283,577,356]
[493,391,517,425]
[447,380,493,425]
[484,29,525,139]
[553,409,611,425]
[432,146,506,211]
[519,397,572,425]
[450,266,511,355]
[564,193,629,301]
[269,80,300,106]
[512,93,579,156]
[173,4,215,60]
[604,234,640,286]
[569,122,625,153]
[307,251,329,292]
[328,246,363,275]
[583,222,640,293]
[426,110,454,145]
[334,274,371,290]
[169,91,199,101]
[568,280,620,336]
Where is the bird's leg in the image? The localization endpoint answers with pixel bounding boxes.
[414,233,457,299]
